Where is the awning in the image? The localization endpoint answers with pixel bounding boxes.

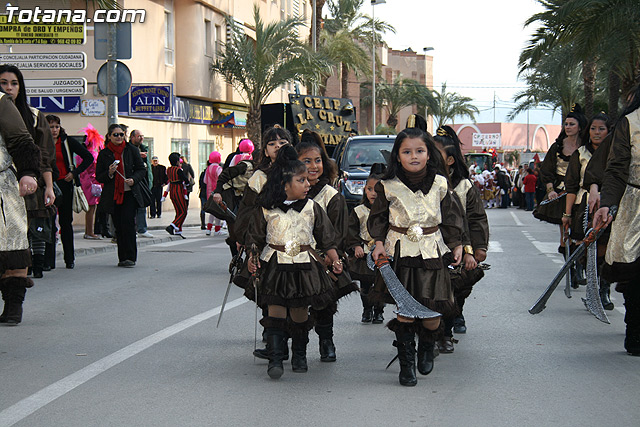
[211,108,247,128]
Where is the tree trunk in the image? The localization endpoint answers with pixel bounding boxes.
[341,63,349,98]
[387,114,398,128]
[309,0,325,47]
[582,59,596,119]
[608,69,621,122]
[246,103,262,153]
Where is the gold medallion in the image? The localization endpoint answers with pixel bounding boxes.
[284,240,300,257]
[406,224,423,242]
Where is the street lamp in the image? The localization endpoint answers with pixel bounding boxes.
[371,0,385,134]
[422,47,434,128]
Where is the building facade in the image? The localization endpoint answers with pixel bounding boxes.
[2,0,311,205]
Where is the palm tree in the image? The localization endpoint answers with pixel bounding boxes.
[521,0,640,119]
[361,77,433,129]
[509,43,583,121]
[211,5,330,148]
[430,84,479,128]
[321,0,394,98]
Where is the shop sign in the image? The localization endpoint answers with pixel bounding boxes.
[27,96,81,113]
[472,133,501,148]
[130,84,172,115]
[289,94,357,147]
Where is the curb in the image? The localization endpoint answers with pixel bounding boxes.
[57,234,183,260]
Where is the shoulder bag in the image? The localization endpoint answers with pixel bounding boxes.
[63,139,89,213]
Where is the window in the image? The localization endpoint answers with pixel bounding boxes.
[171,139,190,162]
[214,24,222,57]
[205,19,212,57]
[198,140,216,177]
[164,11,174,65]
[145,137,155,160]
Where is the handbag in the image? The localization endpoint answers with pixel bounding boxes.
[91,183,103,197]
[204,193,235,222]
[136,182,153,208]
[63,139,89,213]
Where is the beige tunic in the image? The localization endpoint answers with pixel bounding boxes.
[454,179,473,214]
[382,175,451,259]
[606,109,640,265]
[575,145,592,205]
[260,199,316,265]
[247,169,267,194]
[353,204,374,254]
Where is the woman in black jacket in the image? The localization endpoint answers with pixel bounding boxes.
[95,124,147,267]
[46,114,93,269]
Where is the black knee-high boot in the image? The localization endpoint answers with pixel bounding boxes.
[313,304,337,362]
[289,319,312,373]
[600,281,614,310]
[623,283,640,356]
[262,317,288,379]
[416,323,443,375]
[438,316,455,354]
[0,277,32,325]
[360,290,373,323]
[388,319,417,386]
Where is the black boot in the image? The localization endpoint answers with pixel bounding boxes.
[263,317,288,379]
[289,319,311,373]
[200,212,206,230]
[600,281,614,310]
[453,314,467,334]
[361,291,373,322]
[254,316,289,360]
[314,306,337,362]
[623,285,640,356]
[32,254,45,279]
[388,320,417,387]
[372,306,385,324]
[417,324,442,375]
[0,277,30,325]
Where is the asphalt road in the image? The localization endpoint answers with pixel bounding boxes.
[1,208,638,426]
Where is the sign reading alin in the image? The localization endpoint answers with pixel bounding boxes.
[0,16,85,44]
[289,94,357,147]
[129,84,172,115]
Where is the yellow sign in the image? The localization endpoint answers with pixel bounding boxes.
[0,16,85,45]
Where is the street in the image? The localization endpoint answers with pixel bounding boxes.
[1,208,638,427]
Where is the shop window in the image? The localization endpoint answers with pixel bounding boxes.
[171,139,190,162]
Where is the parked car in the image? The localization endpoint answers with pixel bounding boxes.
[332,134,395,209]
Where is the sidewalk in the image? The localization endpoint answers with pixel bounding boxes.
[60,207,205,260]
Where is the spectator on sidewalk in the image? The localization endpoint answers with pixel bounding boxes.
[77,124,104,240]
[150,156,167,219]
[96,124,147,267]
[129,130,153,238]
[523,167,537,211]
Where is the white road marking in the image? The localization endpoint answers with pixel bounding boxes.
[487,241,503,252]
[0,297,249,426]
[153,238,208,247]
[510,211,524,226]
[532,241,560,254]
[616,307,625,315]
[552,260,564,264]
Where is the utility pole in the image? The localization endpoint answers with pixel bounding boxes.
[312,0,317,95]
[493,91,496,123]
[107,22,118,126]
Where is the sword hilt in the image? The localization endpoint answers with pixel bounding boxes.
[374,254,390,269]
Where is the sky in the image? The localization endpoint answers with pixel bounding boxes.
[358,0,559,125]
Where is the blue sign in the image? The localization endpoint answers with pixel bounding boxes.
[27,96,81,113]
[129,84,172,115]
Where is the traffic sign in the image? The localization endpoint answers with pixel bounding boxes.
[24,78,87,96]
[94,22,131,60]
[0,52,86,70]
[97,61,132,97]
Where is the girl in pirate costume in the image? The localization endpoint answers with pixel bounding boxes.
[211,141,256,258]
[230,126,291,361]
[165,152,189,238]
[534,104,587,242]
[593,84,640,355]
[433,125,489,352]
[347,163,386,324]
[246,145,343,379]
[563,113,614,309]
[296,130,358,362]
[369,127,463,386]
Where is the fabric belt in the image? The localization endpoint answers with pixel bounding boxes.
[268,243,337,281]
[389,225,439,235]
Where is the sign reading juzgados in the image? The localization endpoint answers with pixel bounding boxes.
[0,15,85,44]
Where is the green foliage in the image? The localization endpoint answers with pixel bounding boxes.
[429,83,479,128]
[210,5,330,146]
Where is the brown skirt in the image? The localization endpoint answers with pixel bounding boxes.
[369,242,457,318]
[533,192,565,225]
